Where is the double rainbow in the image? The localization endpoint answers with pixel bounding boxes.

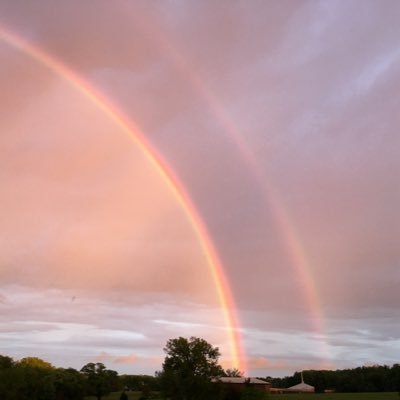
[1,19,332,372]
[0,26,246,372]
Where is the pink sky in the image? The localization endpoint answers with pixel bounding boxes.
[0,0,399,377]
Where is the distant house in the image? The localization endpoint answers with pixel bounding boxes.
[217,377,271,394]
[286,372,315,393]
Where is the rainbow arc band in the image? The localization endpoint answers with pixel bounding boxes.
[0,26,246,373]
[139,12,330,362]
[154,26,331,363]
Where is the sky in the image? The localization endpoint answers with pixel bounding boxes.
[0,0,399,378]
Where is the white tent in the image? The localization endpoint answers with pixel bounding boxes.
[287,372,315,393]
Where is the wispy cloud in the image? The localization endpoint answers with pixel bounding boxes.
[0,0,399,376]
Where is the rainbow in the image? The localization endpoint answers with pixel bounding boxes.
[190,74,332,362]
[133,16,331,361]
[0,26,247,373]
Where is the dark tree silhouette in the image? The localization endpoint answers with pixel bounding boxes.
[80,362,118,400]
[159,336,224,400]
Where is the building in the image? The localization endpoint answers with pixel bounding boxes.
[286,372,315,393]
[217,377,271,394]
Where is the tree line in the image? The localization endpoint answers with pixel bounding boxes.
[266,364,400,393]
[2,336,400,400]
[0,355,158,400]
[0,337,262,400]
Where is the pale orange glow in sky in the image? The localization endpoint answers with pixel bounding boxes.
[0,26,245,371]
[0,35,251,370]
[1,0,399,377]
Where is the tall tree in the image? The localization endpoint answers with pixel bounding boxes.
[54,368,85,400]
[0,355,14,369]
[159,336,224,400]
[10,357,56,400]
[18,357,53,369]
[80,362,118,400]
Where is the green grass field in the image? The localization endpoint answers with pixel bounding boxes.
[269,393,398,400]
[84,391,153,400]
[85,392,399,400]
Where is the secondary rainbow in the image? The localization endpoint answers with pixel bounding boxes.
[0,26,247,373]
[140,17,332,364]
[139,18,331,361]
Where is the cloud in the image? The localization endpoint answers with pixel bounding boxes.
[0,75,221,305]
[247,357,270,370]
[0,0,399,377]
[0,285,232,373]
[113,354,138,365]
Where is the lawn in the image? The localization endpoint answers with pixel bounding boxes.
[269,393,399,400]
[84,391,158,400]
[86,392,399,400]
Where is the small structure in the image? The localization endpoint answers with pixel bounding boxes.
[286,372,315,393]
[218,377,271,394]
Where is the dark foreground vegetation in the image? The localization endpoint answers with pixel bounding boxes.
[85,392,400,400]
[267,364,400,393]
[1,337,399,400]
[0,355,158,400]
[272,394,399,400]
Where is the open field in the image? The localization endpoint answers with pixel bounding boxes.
[269,394,399,400]
[85,392,399,400]
[85,392,148,400]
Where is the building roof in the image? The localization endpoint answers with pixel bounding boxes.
[219,377,269,385]
[287,382,315,392]
[287,372,315,392]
